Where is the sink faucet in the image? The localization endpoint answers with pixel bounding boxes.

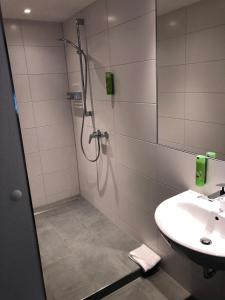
[208,184,225,214]
[208,183,225,200]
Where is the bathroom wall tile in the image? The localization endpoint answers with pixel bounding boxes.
[46,188,78,204]
[109,12,155,65]
[157,8,186,40]
[158,117,184,145]
[63,18,76,42]
[89,67,111,101]
[115,102,156,142]
[37,123,74,150]
[94,100,114,132]
[17,102,35,129]
[25,152,42,177]
[87,31,110,69]
[40,146,77,174]
[4,20,23,46]
[158,36,186,66]
[65,44,81,73]
[85,0,107,37]
[33,101,72,127]
[43,168,77,196]
[8,46,27,74]
[22,21,63,46]
[112,60,156,102]
[186,25,225,63]
[13,74,31,102]
[68,71,82,92]
[29,74,68,101]
[186,60,225,93]
[158,93,184,118]
[21,128,39,154]
[158,65,185,93]
[185,120,225,155]
[25,46,67,74]
[29,174,46,208]
[116,134,157,179]
[187,0,225,33]
[185,93,225,125]
[107,0,155,28]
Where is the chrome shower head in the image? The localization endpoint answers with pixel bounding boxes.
[58,37,81,52]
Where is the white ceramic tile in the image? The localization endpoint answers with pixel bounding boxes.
[185,93,225,125]
[8,46,27,74]
[158,65,185,93]
[22,20,63,46]
[65,44,80,73]
[28,174,46,208]
[186,60,225,93]
[158,117,185,145]
[25,46,67,74]
[185,120,225,155]
[33,101,72,127]
[158,36,186,66]
[46,188,79,204]
[186,25,225,63]
[68,71,82,92]
[4,20,23,45]
[89,67,111,101]
[107,0,155,27]
[187,0,225,33]
[85,0,107,37]
[94,100,114,132]
[29,74,68,101]
[115,102,156,142]
[25,152,42,177]
[43,168,77,196]
[116,134,157,179]
[112,60,156,102]
[109,12,156,65]
[21,128,39,153]
[157,8,186,40]
[63,18,76,42]
[37,123,74,150]
[158,93,185,118]
[17,102,35,129]
[13,75,31,102]
[40,146,77,174]
[87,31,110,69]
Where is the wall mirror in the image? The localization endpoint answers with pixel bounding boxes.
[157,0,225,160]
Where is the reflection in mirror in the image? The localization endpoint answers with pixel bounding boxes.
[157,0,225,160]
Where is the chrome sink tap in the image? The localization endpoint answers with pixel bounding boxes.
[208,183,225,200]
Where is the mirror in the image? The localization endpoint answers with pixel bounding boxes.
[157,0,225,160]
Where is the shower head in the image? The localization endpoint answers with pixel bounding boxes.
[58,37,81,52]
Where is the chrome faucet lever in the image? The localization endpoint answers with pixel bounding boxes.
[208,183,225,200]
[88,130,109,144]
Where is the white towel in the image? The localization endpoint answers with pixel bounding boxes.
[129,244,161,272]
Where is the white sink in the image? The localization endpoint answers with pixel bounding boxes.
[155,190,225,271]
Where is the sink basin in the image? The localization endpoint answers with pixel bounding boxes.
[155,190,225,270]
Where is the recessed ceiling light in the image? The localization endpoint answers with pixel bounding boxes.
[24,8,31,14]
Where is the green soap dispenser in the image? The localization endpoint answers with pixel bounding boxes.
[105,72,114,95]
[196,155,207,187]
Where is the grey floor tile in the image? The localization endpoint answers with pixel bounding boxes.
[35,197,140,300]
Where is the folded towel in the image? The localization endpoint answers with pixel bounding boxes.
[129,244,161,272]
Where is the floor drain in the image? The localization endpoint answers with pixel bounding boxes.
[200,237,212,245]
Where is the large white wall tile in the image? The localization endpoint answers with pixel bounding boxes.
[22,21,63,46]
[112,60,156,102]
[25,46,67,74]
[109,12,156,65]
[89,67,110,101]
[87,31,110,69]
[29,175,46,208]
[158,117,184,145]
[158,65,185,93]
[186,61,225,93]
[115,102,156,142]
[25,152,42,177]
[4,20,23,46]
[186,25,225,63]
[65,45,80,73]
[94,100,114,132]
[13,75,31,102]
[29,74,68,101]
[8,46,27,74]
[85,0,107,37]
[17,102,35,129]
[21,128,39,154]
[158,93,184,118]
[37,123,74,151]
[107,0,155,27]
[187,0,225,32]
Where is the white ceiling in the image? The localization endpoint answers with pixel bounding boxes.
[0,0,96,22]
[157,0,201,15]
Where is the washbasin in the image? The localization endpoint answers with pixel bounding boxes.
[155,190,225,272]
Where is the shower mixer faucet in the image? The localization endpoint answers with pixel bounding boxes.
[89,130,109,144]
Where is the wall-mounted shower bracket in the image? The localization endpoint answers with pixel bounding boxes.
[85,111,93,117]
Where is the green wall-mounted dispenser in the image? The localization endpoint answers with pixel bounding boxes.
[206,151,217,159]
[196,155,207,187]
[105,72,114,95]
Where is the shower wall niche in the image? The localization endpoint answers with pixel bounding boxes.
[4,19,79,208]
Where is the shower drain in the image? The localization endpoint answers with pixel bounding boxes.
[200,237,212,245]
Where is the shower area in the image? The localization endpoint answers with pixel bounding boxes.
[1,2,143,299]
